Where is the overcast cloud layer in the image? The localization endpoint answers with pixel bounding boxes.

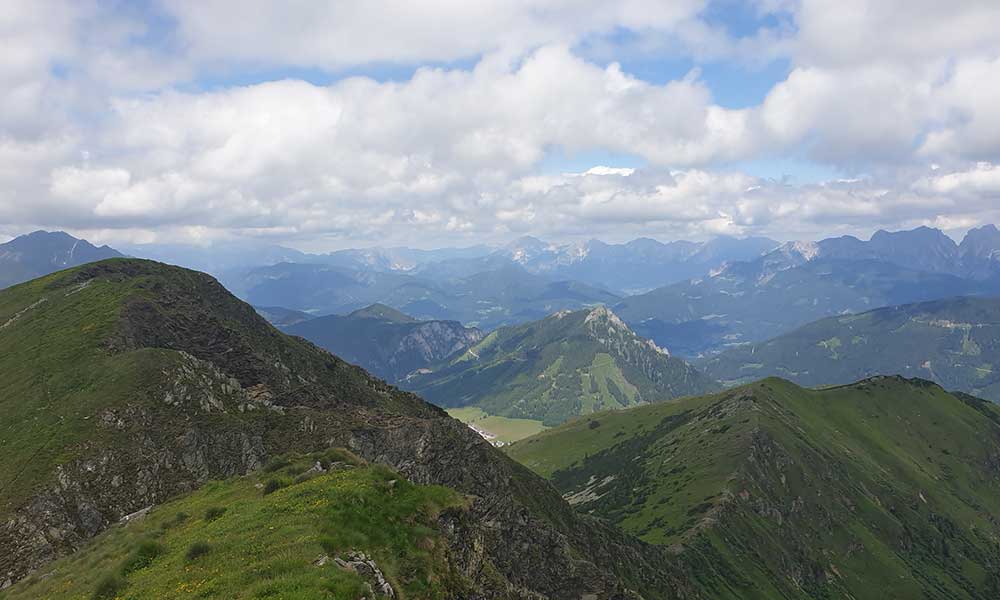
[2,0,1000,248]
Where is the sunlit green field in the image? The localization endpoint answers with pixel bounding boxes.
[446,406,547,443]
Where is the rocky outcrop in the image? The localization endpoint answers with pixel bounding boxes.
[334,551,396,598]
[395,320,485,371]
[285,307,485,384]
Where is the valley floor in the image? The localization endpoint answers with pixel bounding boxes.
[446,406,547,445]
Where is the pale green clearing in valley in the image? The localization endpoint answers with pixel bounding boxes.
[446,407,547,443]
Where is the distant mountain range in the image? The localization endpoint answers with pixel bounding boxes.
[238,262,620,330]
[420,235,779,294]
[750,225,1000,280]
[285,303,484,383]
[252,305,314,328]
[126,235,778,296]
[406,306,719,426]
[0,231,122,289]
[616,226,1000,356]
[8,226,1000,361]
[698,296,1000,401]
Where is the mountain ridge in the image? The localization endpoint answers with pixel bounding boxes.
[698,295,1000,400]
[0,258,680,597]
[285,304,483,383]
[407,306,720,426]
[509,375,1000,599]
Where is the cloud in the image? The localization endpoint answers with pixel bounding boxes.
[1,0,999,248]
[165,0,709,68]
[29,47,749,238]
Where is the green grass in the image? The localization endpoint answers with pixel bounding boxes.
[0,269,167,514]
[699,296,1000,401]
[446,407,546,443]
[508,376,1000,599]
[4,452,469,599]
[411,308,718,426]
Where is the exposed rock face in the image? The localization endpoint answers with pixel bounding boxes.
[0,260,683,599]
[395,320,485,370]
[959,224,1000,279]
[286,306,485,384]
[334,551,396,597]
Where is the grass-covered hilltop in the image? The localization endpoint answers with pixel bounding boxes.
[699,296,1000,400]
[0,259,686,598]
[407,306,720,428]
[508,377,1000,599]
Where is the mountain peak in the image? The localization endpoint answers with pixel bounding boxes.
[410,307,717,426]
[0,231,124,289]
[583,304,625,326]
[870,225,955,245]
[348,303,416,323]
[959,223,1000,258]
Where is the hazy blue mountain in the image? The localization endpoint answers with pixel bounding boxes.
[122,240,315,276]
[959,224,1000,279]
[0,231,123,289]
[320,245,494,273]
[698,296,1000,400]
[239,262,619,330]
[615,258,996,356]
[494,235,779,294]
[406,306,719,425]
[403,235,776,293]
[236,262,418,314]
[252,305,314,328]
[126,234,781,299]
[753,225,1000,279]
[124,241,493,277]
[286,304,483,383]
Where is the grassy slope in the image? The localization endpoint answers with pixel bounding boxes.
[0,260,438,518]
[0,268,167,514]
[509,377,1000,599]
[4,452,469,599]
[409,308,718,426]
[699,296,1000,401]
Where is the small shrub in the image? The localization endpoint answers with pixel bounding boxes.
[186,541,211,561]
[204,506,227,522]
[415,536,436,551]
[91,572,125,600]
[160,511,189,530]
[263,457,292,473]
[294,471,318,485]
[263,478,288,495]
[120,540,165,575]
[318,448,365,468]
